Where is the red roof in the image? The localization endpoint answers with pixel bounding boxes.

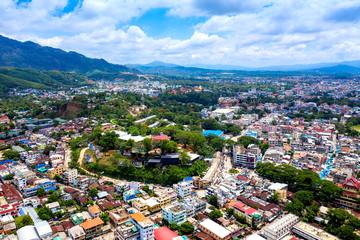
[343,177,360,190]
[154,227,179,240]
[244,207,257,215]
[151,134,170,141]
[233,202,246,211]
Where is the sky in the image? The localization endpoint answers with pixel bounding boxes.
[1,0,360,67]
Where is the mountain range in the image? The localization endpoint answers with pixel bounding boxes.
[0,35,131,73]
[0,34,360,96]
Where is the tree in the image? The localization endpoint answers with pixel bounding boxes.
[143,138,153,155]
[269,192,279,204]
[36,188,46,197]
[180,151,191,165]
[100,212,110,223]
[285,199,304,216]
[238,136,258,148]
[294,190,314,206]
[3,149,20,160]
[209,209,223,220]
[89,188,98,198]
[179,221,195,235]
[15,215,33,228]
[37,207,53,221]
[207,195,219,208]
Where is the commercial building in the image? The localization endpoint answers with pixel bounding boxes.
[262,214,299,240]
[198,218,232,240]
[232,145,261,169]
[162,204,187,225]
[292,221,339,240]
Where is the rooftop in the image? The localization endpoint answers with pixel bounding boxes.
[199,218,231,239]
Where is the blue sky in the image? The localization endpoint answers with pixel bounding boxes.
[2,0,360,67]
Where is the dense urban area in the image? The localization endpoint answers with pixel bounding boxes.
[0,73,360,240]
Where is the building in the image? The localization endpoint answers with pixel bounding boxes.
[232,145,261,169]
[182,197,206,217]
[130,212,154,240]
[262,214,299,240]
[68,225,86,240]
[115,220,140,240]
[232,202,262,226]
[80,217,105,239]
[22,179,57,197]
[268,183,288,202]
[292,221,339,240]
[48,165,65,179]
[173,181,192,199]
[109,208,129,226]
[198,218,232,240]
[63,169,78,185]
[17,225,40,240]
[34,220,53,239]
[162,204,187,225]
[335,176,360,211]
[88,205,101,218]
[154,226,180,240]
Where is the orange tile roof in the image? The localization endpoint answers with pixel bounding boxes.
[80,217,104,230]
[88,204,101,215]
[130,212,146,223]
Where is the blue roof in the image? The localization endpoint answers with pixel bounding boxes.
[0,159,15,165]
[183,176,193,182]
[203,130,224,137]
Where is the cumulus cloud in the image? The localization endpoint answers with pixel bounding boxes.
[1,0,360,67]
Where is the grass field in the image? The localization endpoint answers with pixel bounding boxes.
[352,125,360,133]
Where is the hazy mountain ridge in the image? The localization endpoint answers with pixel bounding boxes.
[0,35,132,73]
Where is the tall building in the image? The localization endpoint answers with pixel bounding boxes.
[232,145,261,169]
[262,214,299,240]
[130,212,154,240]
[173,181,192,199]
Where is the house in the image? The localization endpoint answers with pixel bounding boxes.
[0,115,10,125]
[68,225,86,240]
[80,217,105,239]
[88,205,101,218]
[45,202,61,214]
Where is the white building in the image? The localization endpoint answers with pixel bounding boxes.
[262,214,299,240]
[130,212,154,240]
[63,169,78,185]
[292,222,339,240]
[162,204,187,225]
[198,218,232,240]
[173,181,192,199]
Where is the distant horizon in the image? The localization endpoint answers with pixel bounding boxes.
[1,0,360,67]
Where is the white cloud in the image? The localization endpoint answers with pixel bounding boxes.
[1,0,360,67]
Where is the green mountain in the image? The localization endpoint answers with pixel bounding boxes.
[0,35,131,73]
[0,67,89,96]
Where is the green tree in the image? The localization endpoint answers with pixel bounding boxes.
[180,151,191,165]
[15,215,33,228]
[3,149,20,160]
[178,221,195,235]
[89,188,98,198]
[36,188,46,197]
[100,212,110,223]
[209,209,223,220]
[207,195,219,208]
[37,207,53,221]
[238,136,258,148]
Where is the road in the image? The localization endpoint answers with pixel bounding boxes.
[63,143,71,169]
